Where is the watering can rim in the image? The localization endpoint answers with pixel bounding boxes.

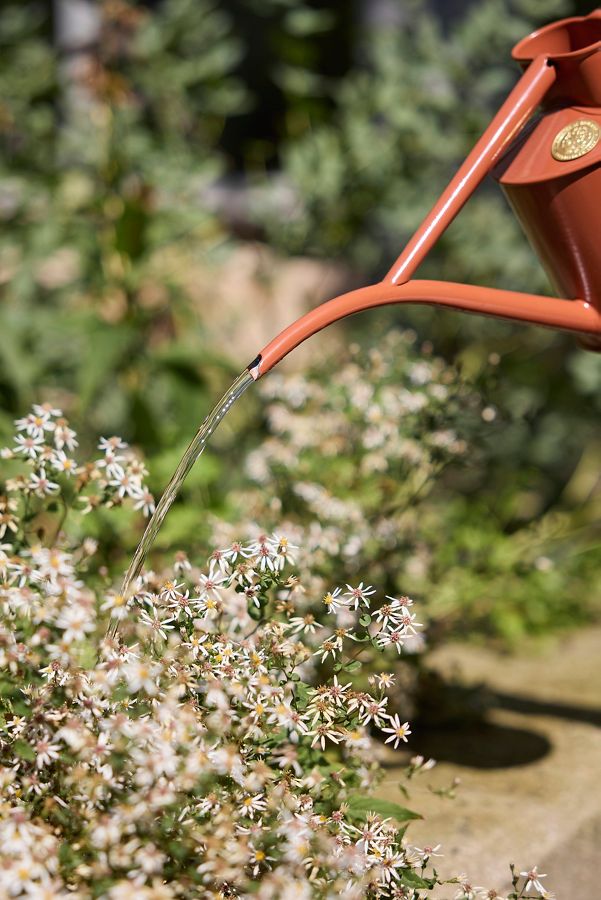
[512,9,601,64]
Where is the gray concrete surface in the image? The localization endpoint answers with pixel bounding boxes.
[375,627,601,898]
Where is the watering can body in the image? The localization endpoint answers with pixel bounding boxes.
[496,106,601,308]
[250,11,601,378]
[495,12,601,313]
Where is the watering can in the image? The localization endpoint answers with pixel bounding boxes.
[248,9,601,379]
[112,11,601,633]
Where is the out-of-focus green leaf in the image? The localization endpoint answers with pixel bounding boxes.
[347,795,422,822]
[13,739,35,761]
[78,324,137,410]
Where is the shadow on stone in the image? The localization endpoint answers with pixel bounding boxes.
[396,720,552,769]
[492,690,601,728]
[394,667,601,769]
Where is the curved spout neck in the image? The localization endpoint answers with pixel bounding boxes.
[249,280,601,378]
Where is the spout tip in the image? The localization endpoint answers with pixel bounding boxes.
[247,354,262,381]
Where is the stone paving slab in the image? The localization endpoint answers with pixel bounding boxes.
[375,627,601,898]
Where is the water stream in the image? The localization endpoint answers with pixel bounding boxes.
[107,369,255,639]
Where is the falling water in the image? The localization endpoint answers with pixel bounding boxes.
[107,369,255,639]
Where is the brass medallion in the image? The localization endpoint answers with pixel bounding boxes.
[551,119,600,161]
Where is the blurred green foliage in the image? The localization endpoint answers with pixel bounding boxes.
[0,0,599,648]
[265,0,569,274]
[219,0,353,167]
[0,0,244,441]
[0,0,266,562]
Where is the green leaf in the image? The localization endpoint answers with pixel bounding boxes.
[248,602,262,621]
[294,681,310,704]
[401,869,433,889]
[13,739,35,762]
[167,839,188,861]
[78,322,136,409]
[150,444,221,492]
[284,8,335,37]
[359,614,372,626]
[343,660,362,673]
[347,794,422,822]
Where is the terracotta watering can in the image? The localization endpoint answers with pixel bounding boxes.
[248,9,601,379]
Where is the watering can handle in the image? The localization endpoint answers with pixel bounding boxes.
[386,54,556,285]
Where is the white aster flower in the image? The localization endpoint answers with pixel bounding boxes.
[251,538,277,572]
[519,866,547,894]
[313,638,339,663]
[139,609,176,640]
[35,737,60,769]
[55,604,95,642]
[50,450,77,476]
[358,697,389,728]
[27,469,60,497]
[398,611,422,635]
[194,568,227,601]
[381,714,412,749]
[350,817,387,854]
[133,489,155,517]
[15,407,56,439]
[123,659,161,694]
[343,582,376,610]
[98,436,127,452]
[322,587,347,613]
[14,434,45,459]
[53,419,78,451]
[306,723,342,750]
[287,614,321,635]
[376,628,406,654]
[238,793,267,818]
[267,533,298,570]
[108,471,143,499]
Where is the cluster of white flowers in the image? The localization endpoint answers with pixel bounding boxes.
[0,404,552,899]
[1,403,154,518]
[312,587,419,661]
[247,332,472,492]
[231,332,489,657]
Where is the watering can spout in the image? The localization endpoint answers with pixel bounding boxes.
[248,10,601,379]
[249,282,601,379]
